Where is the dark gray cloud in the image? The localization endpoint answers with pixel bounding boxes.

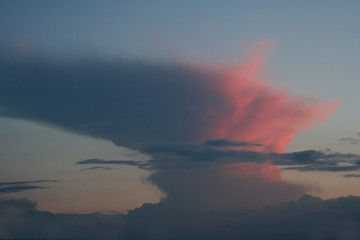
[76,143,360,173]
[0,53,354,239]
[0,198,37,212]
[77,144,360,215]
[0,180,57,194]
[1,196,360,240]
[77,158,141,166]
[0,180,57,187]
[80,166,116,171]
[0,57,223,150]
[203,139,264,147]
[343,174,360,178]
[284,165,360,172]
[146,143,360,172]
[0,198,126,239]
[280,151,360,172]
[0,185,45,194]
[0,55,338,153]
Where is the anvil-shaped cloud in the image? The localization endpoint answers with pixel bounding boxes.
[0,44,338,153]
[0,44,340,211]
[0,44,349,239]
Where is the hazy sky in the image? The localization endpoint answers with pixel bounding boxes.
[1,1,360,239]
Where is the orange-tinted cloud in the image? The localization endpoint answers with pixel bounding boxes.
[197,43,339,153]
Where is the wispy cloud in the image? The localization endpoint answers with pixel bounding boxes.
[77,142,360,173]
[203,139,264,147]
[77,159,141,166]
[0,180,57,194]
[0,180,57,187]
[80,166,115,171]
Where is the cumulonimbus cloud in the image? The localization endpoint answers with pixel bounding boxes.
[0,43,340,210]
[0,43,338,153]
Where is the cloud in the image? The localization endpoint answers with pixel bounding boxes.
[0,198,126,239]
[145,143,360,172]
[77,158,141,166]
[203,139,264,147]
[280,151,360,172]
[0,44,338,153]
[0,44,344,239]
[343,174,360,178]
[76,143,360,214]
[0,185,45,194]
[80,166,116,171]
[76,143,360,173]
[148,164,305,211]
[0,180,57,187]
[1,196,360,239]
[340,137,360,145]
[0,198,37,213]
[0,180,57,194]
[75,142,360,216]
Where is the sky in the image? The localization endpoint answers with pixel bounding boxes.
[1,1,360,239]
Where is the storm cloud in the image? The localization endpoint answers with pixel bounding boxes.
[0,47,344,239]
[0,46,338,153]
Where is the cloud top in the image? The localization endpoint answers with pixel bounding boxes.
[0,44,338,153]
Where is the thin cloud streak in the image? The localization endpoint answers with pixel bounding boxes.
[76,143,360,173]
[0,180,57,194]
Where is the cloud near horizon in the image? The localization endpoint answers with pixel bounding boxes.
[2,195,360,240]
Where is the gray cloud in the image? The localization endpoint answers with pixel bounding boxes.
[343,174,360,178]
[80,166,116,171]
[0,53,353,240]
[0,180,57,194]
[0,180,57,187]
[0,185,45,194]
[203,139,264,147]
[0,55,337,154]
[279,151,360,172]
[1,196,360,240]
[0,198,126,239]
[0,198,37,212]
[77,143,360,215]
[146,143,360,172]
[0,57,223,150]
[77,158,141,166]
[76,143,360,173]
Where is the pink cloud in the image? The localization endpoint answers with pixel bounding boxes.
[196,42,339,153]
